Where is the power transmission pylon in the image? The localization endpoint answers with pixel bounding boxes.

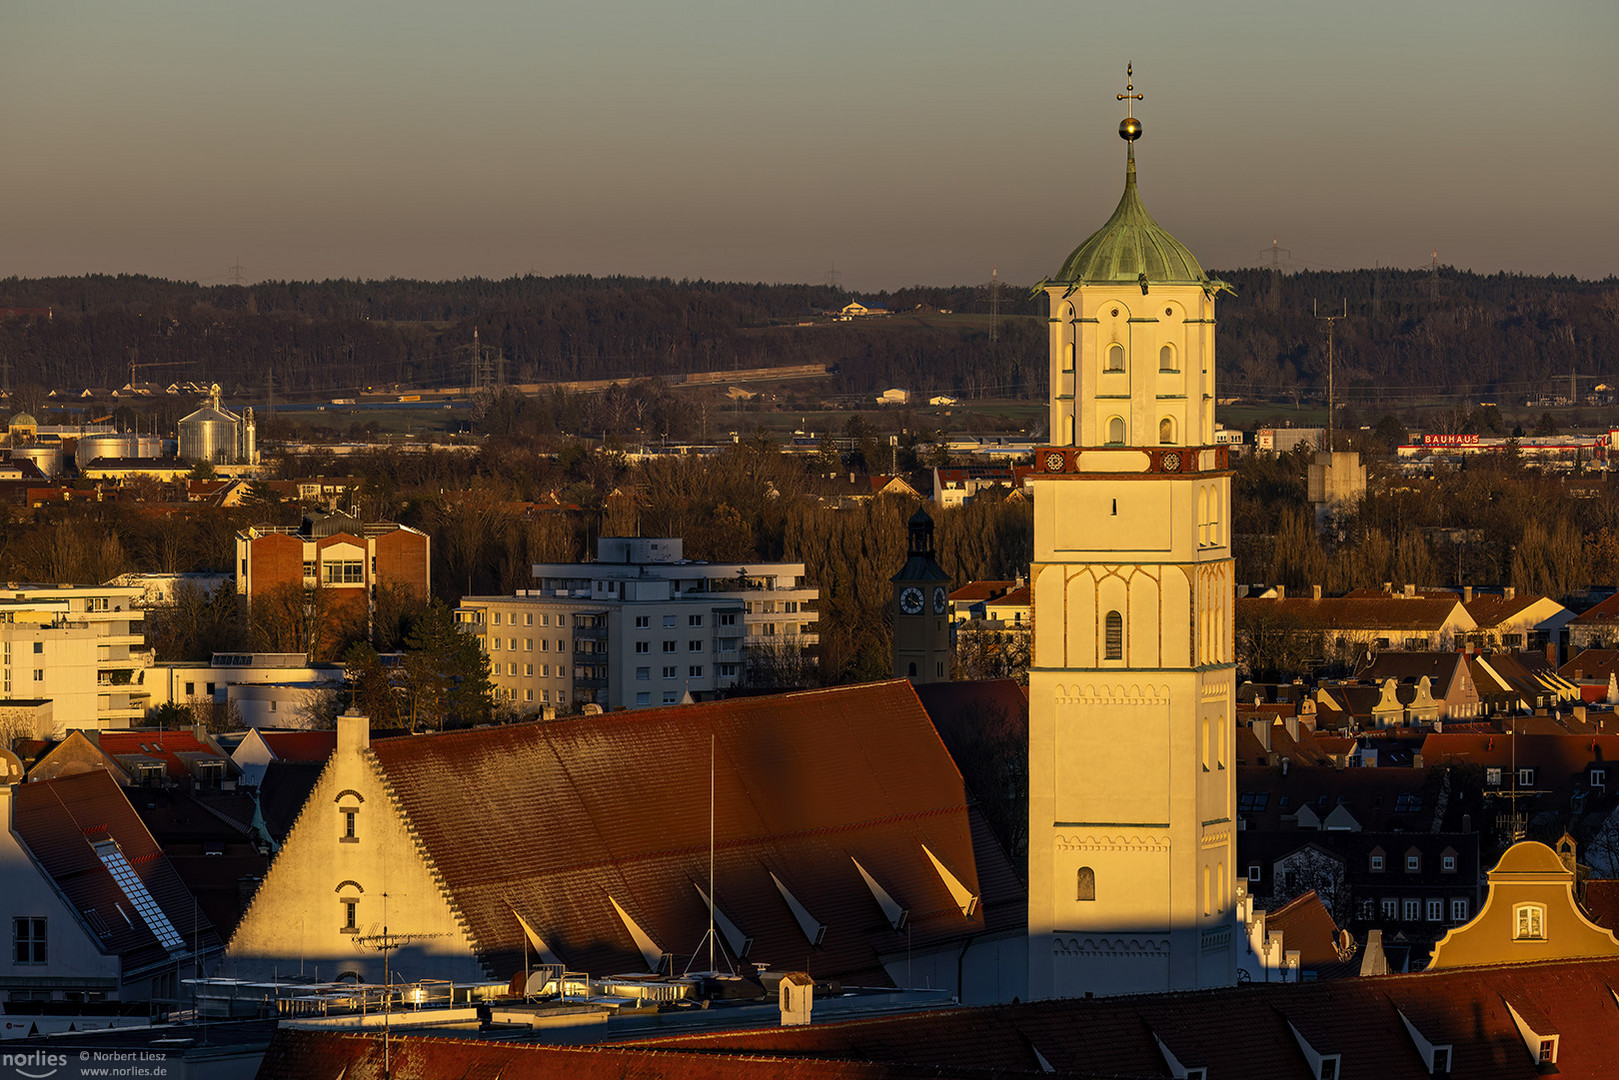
[227,259,248,286]
[989,267,1000,344]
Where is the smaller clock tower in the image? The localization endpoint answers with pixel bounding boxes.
[892,507,952,684]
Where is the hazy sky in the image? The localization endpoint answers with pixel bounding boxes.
[3,1,1615,290]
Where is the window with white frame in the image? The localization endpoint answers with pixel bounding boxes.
[1514,903,1545,940]
[1402,898,1420,921]
[1451,898,1469,921]
[1381,898,1397,920]
[1426,898,1443,921]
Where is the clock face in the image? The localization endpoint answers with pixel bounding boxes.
[899,586,924,615]
[933,586,948,614]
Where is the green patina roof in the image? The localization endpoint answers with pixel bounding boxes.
[1050,148,1206,288]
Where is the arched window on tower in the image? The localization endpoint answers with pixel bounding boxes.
[1076,866,1096,901]
[1106,343,1125,372]
[1107,416,1126,445]
[1104,610,1123,660]
[1160,344,1175,371]
[1159,417,1175,444]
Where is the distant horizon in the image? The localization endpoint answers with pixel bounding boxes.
[4,261,1616,296]
[5,2,1615,290]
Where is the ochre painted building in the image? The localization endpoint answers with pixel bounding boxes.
[1025,76,1238,997]
[1428,840,1619,969]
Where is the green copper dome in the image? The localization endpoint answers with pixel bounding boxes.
[1051,148,1206,288]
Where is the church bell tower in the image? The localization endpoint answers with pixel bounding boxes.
[1026,66,1237,998]
[892,507,952,684]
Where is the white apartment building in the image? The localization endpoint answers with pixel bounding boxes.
[456,537,818,712]
[0,584,150,734]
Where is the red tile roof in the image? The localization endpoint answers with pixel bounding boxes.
[256,1031,1025,1080]
[13,771,219,975]
[1574,593,1619,626]
[635,957,1619,1079]
[1583,880,1619,932]
[1237,595,1470,632]
[96,730,225,778]
[947,581,1015,604]
[1262,890,1345,967]
[1465,592,1557,627]
[258,730,337,762]
[368,681,1021,986]
[1418,732,1619,781]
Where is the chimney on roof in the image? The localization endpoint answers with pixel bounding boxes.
[1276,585,1286,599]
[1383,581,1393,594]
[1252,718,1272,753]
[337,709,370,757]
[1505,586,1516,600]
[1312,584,1322,600]
[1463,586,1473,603]
[1359,930,1389,976]
[1404,583,1416,599]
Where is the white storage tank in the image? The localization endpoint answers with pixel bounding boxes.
[74,434,165,471]
[12,443,63,478]
[178,384,241,465]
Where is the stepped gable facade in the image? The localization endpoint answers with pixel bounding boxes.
[227,681,1024,997]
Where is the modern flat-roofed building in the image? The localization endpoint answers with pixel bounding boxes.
[0,583,150,734]
[456,537,817,713]
[235,511,430,655]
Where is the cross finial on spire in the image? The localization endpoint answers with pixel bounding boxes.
[1117,62,1142,117]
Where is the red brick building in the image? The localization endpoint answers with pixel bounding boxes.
[235,512,430,653]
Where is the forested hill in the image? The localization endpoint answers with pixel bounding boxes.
[0,268,1614,406]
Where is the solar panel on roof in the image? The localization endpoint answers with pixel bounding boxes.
[92,838,186,953]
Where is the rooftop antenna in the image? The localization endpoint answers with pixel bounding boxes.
[356,914,446,1080]
[683,729,734,979]
[1314,299,1347,452]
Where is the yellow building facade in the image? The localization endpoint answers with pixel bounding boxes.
[1026,74,1238,997]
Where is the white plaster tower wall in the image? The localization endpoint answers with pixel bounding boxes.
[1027,70,1237,999]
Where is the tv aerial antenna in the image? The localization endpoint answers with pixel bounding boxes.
[683,731,736,980]
[356,922,447,1079]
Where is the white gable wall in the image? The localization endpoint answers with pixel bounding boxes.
[224,714,484,984]
[0,788,121,1001]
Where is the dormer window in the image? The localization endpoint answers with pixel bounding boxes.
[1405,852,1421,872]
[1369,854,1385,872]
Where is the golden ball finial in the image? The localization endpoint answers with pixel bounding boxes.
[1119,116,1142,141]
